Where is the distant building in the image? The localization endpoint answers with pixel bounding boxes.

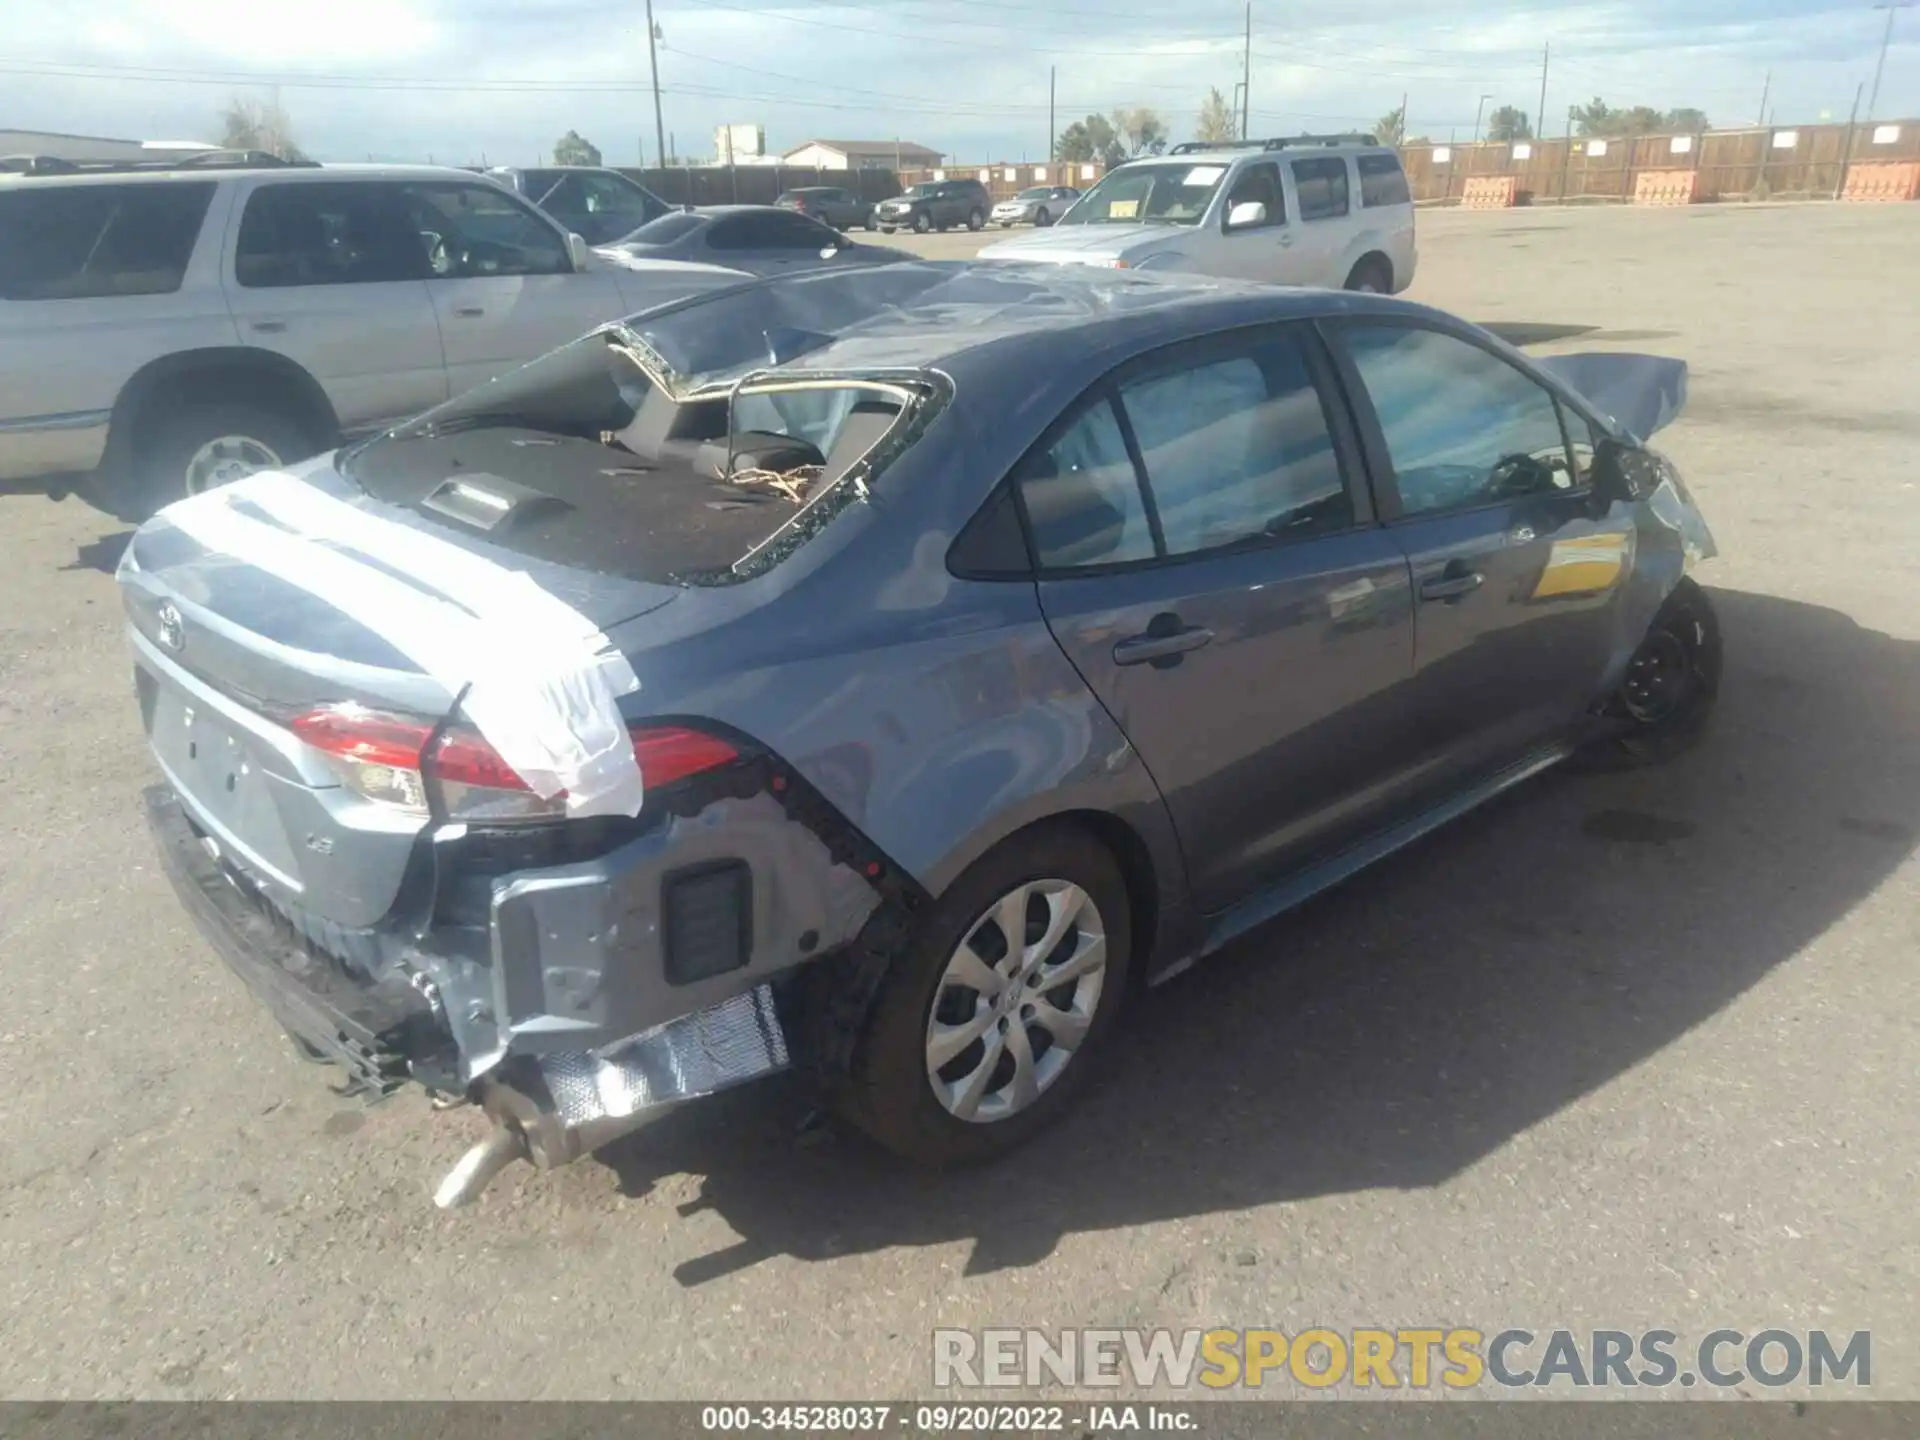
[782,138,943,172]
[0,129,216,164]
[714,123,767,163]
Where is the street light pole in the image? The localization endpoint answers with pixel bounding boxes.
[1868,1,1915,122]
[645,0,667,170]
[1241,1,1252,139]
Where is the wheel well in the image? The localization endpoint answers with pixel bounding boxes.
[1039,809,1162,986]
[1349,251,1394,288]
[105,349,339,478]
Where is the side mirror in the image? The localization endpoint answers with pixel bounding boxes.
[566,232,591,271]
[1589,437,1656,510]
[1225,200,1268,231]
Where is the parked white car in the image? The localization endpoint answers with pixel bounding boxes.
[978,136,1417,294]
[0,157,684,519]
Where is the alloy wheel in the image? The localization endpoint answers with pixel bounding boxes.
[924,879,1108,1124]
[183,435,282,495]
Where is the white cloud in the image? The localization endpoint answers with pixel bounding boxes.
[1,0,1912,163]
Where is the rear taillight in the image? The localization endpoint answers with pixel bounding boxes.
[288,705,739,823]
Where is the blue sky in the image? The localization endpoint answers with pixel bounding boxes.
[2,0,1914,165]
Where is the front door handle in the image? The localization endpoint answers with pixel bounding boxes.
[1419,569,1485,603]
[1113,623,1214,667]
[453,305,486,318]
[248,319,286,334]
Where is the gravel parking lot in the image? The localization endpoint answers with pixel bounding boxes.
[2,203,1916,1400]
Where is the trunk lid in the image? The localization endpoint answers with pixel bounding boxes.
[120,457,681,927]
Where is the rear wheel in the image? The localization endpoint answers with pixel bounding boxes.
[1343,256,1392,293]
[1573,579,1722,770]
[838,825,1133,1166]
[135,401,314,517]
[966,208,985,231]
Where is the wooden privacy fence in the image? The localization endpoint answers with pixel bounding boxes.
[615,164,909,207]
[1400,118,1920,204]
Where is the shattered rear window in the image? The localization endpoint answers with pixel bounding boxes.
[342,330,946,586]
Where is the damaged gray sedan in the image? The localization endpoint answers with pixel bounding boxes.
[119,262,1721,1205]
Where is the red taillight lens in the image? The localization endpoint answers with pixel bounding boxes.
[632,726,739,788]
[287,706,740,822]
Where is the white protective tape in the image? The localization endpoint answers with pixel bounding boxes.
[157,472,645,818]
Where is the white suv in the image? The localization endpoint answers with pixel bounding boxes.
[0,158,684,519]
[978,135,1416,293]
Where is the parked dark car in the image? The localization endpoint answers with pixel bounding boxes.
[120,262,1720,1206]
[775,186,875,231]
[874,177,991,233]
[485,165,673,245]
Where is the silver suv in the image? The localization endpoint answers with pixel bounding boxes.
[0,158,670,519]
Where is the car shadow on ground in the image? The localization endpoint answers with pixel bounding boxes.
[63,531,133,574]
[595,588,1920,1285]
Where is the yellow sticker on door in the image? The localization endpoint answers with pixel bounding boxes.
[1530,532,1632,600]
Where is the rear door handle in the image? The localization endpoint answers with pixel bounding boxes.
[1419,570,1485,603]
[453,305,486,318]
[1113,625,1214,666]
[248,319,286,334]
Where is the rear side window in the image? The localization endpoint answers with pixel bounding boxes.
[0,182,212,300]
[709,212,836,250]
[1014,398,1157,569]
[1357,153,1411,207]
[1291,158,1351,220]
[621,211,703,246]
[236,183,426,288]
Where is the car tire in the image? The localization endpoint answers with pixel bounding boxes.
[1035,207,1051,227]
[862,213,876,231]
[1570,579,1722,771]
[913,211,932,234]
[837,823,1134,1167]
[966,208,985,231]
[1343,256,1393,293]
[999,220,1013,228]
[135,401,315,518]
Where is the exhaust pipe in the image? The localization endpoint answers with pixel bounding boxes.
[433,984,790,1208]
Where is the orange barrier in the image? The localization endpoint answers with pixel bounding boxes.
[1633,169,1699,206]
[1461,175,1518,209]
[1841,161,1920,202]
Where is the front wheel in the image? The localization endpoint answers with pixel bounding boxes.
[1034,207,1051,227]
[912,212,932,234]
[837,825,1133,1166]
[1572,579,1722,770]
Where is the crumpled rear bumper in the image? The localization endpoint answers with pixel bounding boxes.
[145,784,448,1095]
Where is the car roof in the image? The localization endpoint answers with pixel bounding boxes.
[627,259,1428,392]
[1124,142,1397,166]
[0,162,498,189]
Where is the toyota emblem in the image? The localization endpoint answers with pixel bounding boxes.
[156,602,185,652]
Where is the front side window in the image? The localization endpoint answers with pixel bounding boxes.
[0,182,213,300]
[1223,162,1285,228]
[1057,162,1227,226]
[1357,153,1411,207]
[1013,398,1157,569]
[235,182,425,289]
[1120,334,1351,554]
[1343,324,1577,517]
[399,182,570,278]
[1291,157,1351,220]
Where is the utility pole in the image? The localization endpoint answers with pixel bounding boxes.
[1398,91,1408,146]
[1241,1,1252,139]
[1536,42,1550,141]
[1757,69,1771,125]
[1837,79,1865,198]
[1472,93,1491,145]
[645,0,667,175]
[1869,2,1916,121]
[1049,65,1056,165]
